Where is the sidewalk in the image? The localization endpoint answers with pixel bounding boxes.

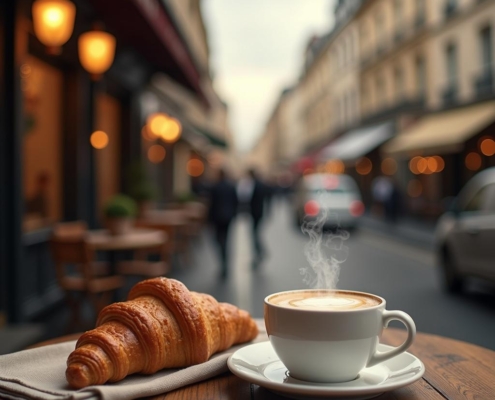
[359,213,436,251]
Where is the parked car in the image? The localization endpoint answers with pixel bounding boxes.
[293,173,364,229]
[435,167,495,293]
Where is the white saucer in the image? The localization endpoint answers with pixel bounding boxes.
[227,341,425,400]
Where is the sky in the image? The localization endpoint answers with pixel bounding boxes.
[202,0,335,153]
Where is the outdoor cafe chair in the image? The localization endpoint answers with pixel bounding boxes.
[49,234,124,332]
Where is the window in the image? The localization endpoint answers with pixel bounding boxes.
[445,0,457,19]
[377,74,386,107]
[394,66,404,101]
[22,56,63,232]
[446,43,457,87]
[415,0,425,27]
[394,0,403,39]
[416,56,426,99]
[375,11,385,52]
[480,26,493,72]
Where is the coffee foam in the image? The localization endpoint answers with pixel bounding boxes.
[269,291,381,311]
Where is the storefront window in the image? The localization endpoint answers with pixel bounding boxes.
[22,56,63,232]
[94,93,121,221]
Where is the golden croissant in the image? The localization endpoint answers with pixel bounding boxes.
[66,277,258,388]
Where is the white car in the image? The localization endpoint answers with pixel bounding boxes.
[435,167,495,293]
[293,173,364,229]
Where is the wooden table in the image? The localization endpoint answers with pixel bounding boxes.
[85,228,167,251]
[32,327,495,399]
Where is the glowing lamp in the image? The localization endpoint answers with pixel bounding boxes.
[480,138,495,156]
[355,157,372,175]
[90,130,108,149]
[78,30,116,79]
[32,0,76,54]
[148,144,166,164]
[161,117,182,143]
[465,152,481,171]
[187,159,204,177]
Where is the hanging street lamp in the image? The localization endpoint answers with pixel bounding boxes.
[32,0,76,55]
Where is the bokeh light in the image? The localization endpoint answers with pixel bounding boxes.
[148,113,169,138]
[433,156,445,172]
[480,138,495,157]
[147,113,182,143]
[416,157,428,174]
[465,152,482,171]
[325,159,345,174]
[141,125,155,141]
[355,157,372,175]
[90,130,109,149]
[187,159,204,177]
[381,157,397,175]
[409,156,422,174]
[161,117,181,143]
[147,144,166,164]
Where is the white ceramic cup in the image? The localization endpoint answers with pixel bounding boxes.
[264,289,416,383]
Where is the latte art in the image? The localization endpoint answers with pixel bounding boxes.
[269,291,381,311]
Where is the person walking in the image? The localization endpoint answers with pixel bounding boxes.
[208,169,238,279]
[247,169,267,267]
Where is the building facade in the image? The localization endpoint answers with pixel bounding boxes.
[251,0,495,218]
[0,0,228,325]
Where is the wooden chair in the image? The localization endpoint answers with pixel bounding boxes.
[116,242,170,278]
[52,220,88,237]
[113,223,170,278]
[50,235,124,331]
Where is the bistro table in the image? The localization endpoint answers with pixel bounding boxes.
[85,228,167,252]
[30,324,495,399]
[136,210,192,263]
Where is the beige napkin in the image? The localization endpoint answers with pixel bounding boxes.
[0,320,268,400]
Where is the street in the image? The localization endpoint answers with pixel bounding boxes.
[170,197,495,351]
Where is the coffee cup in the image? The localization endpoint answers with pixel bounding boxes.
[264,289,416,383]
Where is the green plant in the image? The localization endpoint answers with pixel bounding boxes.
[130,182,156,202]
[104,194,137,218]
[176,192,197,204]
[127,161,157,202]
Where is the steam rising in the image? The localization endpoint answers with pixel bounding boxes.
[300,207,350,290]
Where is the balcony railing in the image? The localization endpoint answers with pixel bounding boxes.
[442,85,458,107]
[474,69,494,98]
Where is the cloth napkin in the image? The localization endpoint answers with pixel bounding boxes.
[0,320,268,400]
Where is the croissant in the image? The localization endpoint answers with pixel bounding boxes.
[66,277,258,388]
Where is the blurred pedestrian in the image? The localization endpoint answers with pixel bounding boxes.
[208,168,238,279]
[236,173,254,214]
[385,178,402,223]
[247,169,268,267]
[371,175,392,218]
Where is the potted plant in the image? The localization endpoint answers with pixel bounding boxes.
[130,182,156,217]
[127,161,157,217]
[175,192,197,205]
[104,194,137,235]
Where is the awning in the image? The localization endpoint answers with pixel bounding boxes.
[320,122,394,162]
[383,101,495,157]
[87,0,208,105]
[191,125,227,148]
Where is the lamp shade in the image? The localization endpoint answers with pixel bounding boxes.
[78,30,116,78]
[32,0,76,53]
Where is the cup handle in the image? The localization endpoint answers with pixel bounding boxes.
[366,310,416,368]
